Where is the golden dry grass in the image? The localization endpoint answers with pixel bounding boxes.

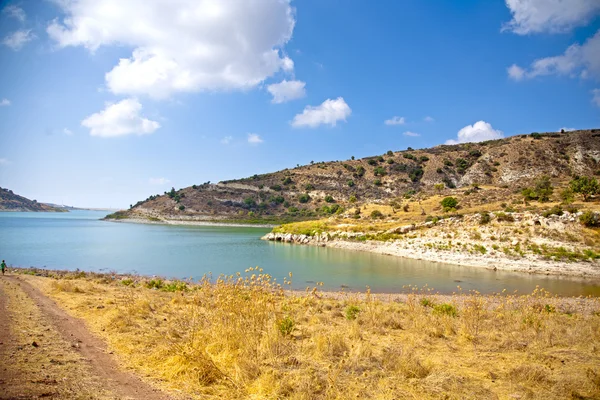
[0,279,115,399]
[17,271,600,400]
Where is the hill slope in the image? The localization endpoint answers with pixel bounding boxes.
[0,187,65,212]
[108,129,600,224]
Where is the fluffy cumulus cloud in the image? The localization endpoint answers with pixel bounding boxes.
[403,131,420,137]
[2,29,35,50]
[149,177,170,185]
[593,89,600,107]
[48,0,296,99]
[292,97,351,128]
[384,116,405,126]
[446,121,504,145]
[247,133,263,144]
[503,0,600,34]
[508,30,600,80]
[0,98,10,106]
[81,98,160,137]
[3,5,26,22]
[266,79,306,103]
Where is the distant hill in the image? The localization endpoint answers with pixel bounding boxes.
[0,188,66,212]
[107,129,600,224]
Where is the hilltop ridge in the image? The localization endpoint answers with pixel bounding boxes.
[108,129,600,224]
[0,187,66,212]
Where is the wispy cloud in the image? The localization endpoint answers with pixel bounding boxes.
[220,136,233,145]
[424,116,435,123]
[149,177,170,185]
[2,29,35,50]
[247,133,263,144]
[403,131,420,137]
[0,158,11,165]
[63,128,73,135]
[0,98,10,106]
[384,116,405,126]
[2,5,26,22]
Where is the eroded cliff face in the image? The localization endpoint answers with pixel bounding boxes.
[113,129,600,223]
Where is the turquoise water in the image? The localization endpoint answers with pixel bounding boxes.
[0,210,599,296]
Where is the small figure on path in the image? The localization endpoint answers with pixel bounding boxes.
[1,260,6,275]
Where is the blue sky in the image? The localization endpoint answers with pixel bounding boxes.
[0,0,599,208]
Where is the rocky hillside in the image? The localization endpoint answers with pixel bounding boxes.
[0,187,65,212]
[108,129,600,223]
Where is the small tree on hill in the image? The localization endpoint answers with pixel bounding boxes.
[570,176,600,201]
[440,196,458,212]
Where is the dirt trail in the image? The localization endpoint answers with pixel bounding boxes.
[0,275,174,400]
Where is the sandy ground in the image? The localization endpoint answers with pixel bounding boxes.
[0,274,175,400]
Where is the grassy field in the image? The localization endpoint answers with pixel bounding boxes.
[15,269,600,399]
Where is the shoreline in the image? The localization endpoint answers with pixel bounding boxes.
[8,266,600,300]
[262,233,600,279]
[104,216,276,229]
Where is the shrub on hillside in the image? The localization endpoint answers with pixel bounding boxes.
[371,210,384,219]
[298,193,310,204]
[324,195,335,203]
[522,175,554,202]
[479,211,491,225]
[440,197,458,211]
[570,176,600,201]
[354,166,366,178]
[580,211,600,227]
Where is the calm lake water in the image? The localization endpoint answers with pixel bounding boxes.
[1,210,599,296]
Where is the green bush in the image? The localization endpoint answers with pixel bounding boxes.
[374,179,382,186]
[367,159,378,166]
[495,212,514,222]
[349,195,357,203]
[542,205,563,218]
[145,279,164,290]
[347,180,355,187]
[298,193,310,203]
[345,305,361,320]
[277,316,295,337]
[479,211,491,224]
[324,195,335,203]
[355,166,366,178]
[441,197,458,211]
[305,183,314,191]
[531,132,542,139]
[386,150,394,156]
[178,205,185,211]
[244,197,256,207]
[282,176,293,185]
[371,210,384,219]
[374,166,386,176]
[522,175,554,202]
[570,176,600,201]
[270,184,282,191]
[580,211,600,227]
[433,303,457,317]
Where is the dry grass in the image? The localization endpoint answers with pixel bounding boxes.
[0,279,115,399]
[16,271,600,400]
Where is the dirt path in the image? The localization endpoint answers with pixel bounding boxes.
[0,275,174,400]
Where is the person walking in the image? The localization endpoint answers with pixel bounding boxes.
[1,260,6,275]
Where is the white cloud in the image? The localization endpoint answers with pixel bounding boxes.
[384,116,405,126]
[507,64,526,81]
[3,5,26,22]
[446,121,504,145]
[81,98,160,138]
[0,158,10,165]
[424,116,435,123]
[403,131,420,137]
[593,89,600,107]
[63,128,73,135]
[292,97,351,128]
[220,136,233,144]
[149,177,170,185]
[48,0,296,99]
[508,30,600,81]
[2,29,35,50]
[267,79,306,103]
[0,98,10,106]
[503,0,600,34]
[247,133,263,144]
